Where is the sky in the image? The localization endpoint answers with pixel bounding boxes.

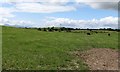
[0,0,119,29]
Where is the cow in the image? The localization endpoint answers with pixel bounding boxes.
[108,33,110,36]
[87,33,91,35]
[95,32,98,33]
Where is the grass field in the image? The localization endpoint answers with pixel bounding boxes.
[2,26,118,70]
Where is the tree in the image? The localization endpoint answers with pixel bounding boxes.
[38,28,41,31]
[43,28,47,31]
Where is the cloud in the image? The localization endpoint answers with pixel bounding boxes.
[75,0,119,11]
[1,1,118,18]
[4,0,120,2]
[0,18,34,27]
[1,2,76,18]
[75,0,119,2]
[15,3,76,13]
[83,2,118,11]
[3,0,69,3]
[44,16,118,29]
[0,16,118,29]
[0,7,15,18]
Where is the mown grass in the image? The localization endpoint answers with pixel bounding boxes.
[2,26,118,70]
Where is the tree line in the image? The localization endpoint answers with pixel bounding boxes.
[36,27,119,32]
[37,27,73,32]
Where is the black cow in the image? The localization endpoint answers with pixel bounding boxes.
[95,32,98,33]
[108,33,110,36]
[87,33,91,35]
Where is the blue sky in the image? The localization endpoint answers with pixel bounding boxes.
[5,2,117,20]
[12,5,117,20]
[0,1,118,29]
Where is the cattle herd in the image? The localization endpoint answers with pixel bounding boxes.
[24,27,119,36]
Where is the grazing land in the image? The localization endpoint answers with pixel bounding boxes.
[2,26,118,70]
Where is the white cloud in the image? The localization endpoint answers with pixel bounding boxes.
[3,0,69,3]
[15,3,76,13]
[0,16,118,29]
[44,16,118,29]
[1,1,118,18]
[0,2,76,18]
[0,7,15,18]
[4,0,120,2]
[0,18,34,27]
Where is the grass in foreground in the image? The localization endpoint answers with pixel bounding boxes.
[2,26,118,70]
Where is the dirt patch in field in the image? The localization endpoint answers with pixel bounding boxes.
[74,48,119,70]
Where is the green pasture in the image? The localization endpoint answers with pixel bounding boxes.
[2,26,118,70]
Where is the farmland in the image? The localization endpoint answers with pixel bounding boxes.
[2,26,118,70]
